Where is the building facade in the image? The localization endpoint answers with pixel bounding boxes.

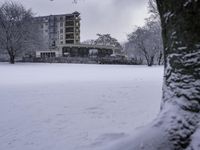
[35,12,116,59]
[35,11,80,57]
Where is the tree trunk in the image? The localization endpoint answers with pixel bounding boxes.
[156,0,200,149]
[9,54,15,64]
[158,52,163,65]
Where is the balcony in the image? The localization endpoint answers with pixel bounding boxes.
[66,40,74,44]
[65,28,74,32]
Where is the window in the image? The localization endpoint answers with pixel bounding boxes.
[51,52,56,57]
[52,41,56,46]
[60,22,64,27]
[41,52,56,58]
[60,35,63,39]
[60,29,63,33]
[60,41,63,44]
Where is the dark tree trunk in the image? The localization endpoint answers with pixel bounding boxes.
[146,55,154,66]
[156,0,200,149]
[9,54,15,64]
[149,56,154,66]
[8,48,16,64]
[158,52,163,65]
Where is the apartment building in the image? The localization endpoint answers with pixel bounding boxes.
[35,11,81,58]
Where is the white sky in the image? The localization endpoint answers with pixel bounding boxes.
[3,0,149,42]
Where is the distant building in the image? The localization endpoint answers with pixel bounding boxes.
[35,11,80,50]
[34,12,117,59]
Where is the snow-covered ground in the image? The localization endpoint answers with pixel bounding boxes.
[0,63,163,150]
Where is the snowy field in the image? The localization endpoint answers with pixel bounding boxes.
[0,63,163,150]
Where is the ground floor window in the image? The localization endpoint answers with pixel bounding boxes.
[41,52,56,58]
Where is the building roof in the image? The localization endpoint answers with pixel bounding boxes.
[35,11,80,19]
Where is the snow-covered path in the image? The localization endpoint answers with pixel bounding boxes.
[0,63,163,150]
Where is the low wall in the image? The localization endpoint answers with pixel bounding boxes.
[22,57,140,65]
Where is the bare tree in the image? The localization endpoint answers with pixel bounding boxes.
[123,0,163,66]
[94,34,122,54]
[0,1,39,64]
[127,20,163,66]
[95,34,121,46]
[82,34,123,54]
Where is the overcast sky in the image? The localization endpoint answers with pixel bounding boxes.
[8,0,149,42]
